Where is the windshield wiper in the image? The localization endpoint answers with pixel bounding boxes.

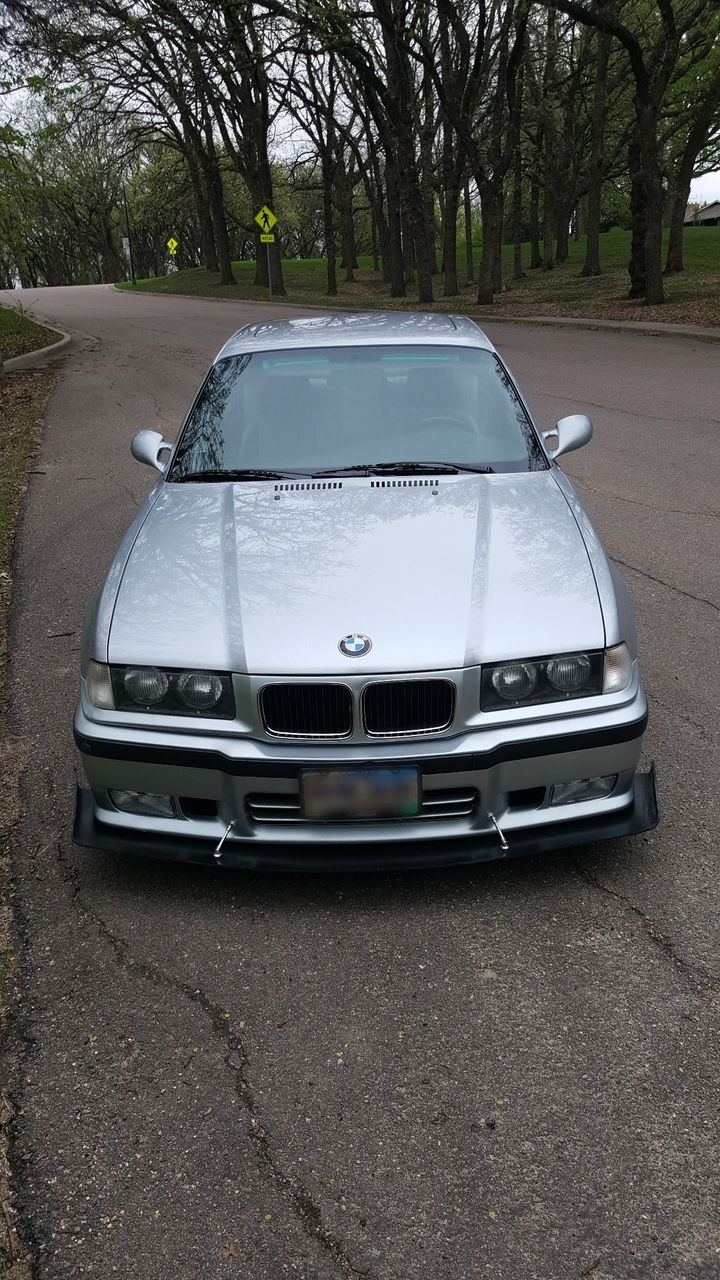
[172,468,312,483]
[311,460,495,477]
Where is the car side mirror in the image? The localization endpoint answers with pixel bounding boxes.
[131,429,172,474]
[542,414,593,461]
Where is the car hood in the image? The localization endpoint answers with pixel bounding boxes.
[108,473,604,674]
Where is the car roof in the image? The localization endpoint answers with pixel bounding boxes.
[214,311,496,362]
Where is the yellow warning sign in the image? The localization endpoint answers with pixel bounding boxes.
[260,233,275,243]
[254,206,277,233]
[167,236,178,255]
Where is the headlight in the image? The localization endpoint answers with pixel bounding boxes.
[109,666,234,717]
[546,654,591,693]
[481,651,604,710]
[177,671,223,711]
[491,661,538,701]
[123,667,168,706]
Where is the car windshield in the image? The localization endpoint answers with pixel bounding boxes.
[169,345,546,479]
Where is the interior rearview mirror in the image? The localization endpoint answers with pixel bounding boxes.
[131,429,172,473]
[542,414,593,461]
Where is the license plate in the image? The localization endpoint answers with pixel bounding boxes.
[301,767,420,821]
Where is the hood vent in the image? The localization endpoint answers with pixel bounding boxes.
[370,477,440,488]
[274,481,343,492]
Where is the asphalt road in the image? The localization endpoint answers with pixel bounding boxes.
[3,284,720,1280]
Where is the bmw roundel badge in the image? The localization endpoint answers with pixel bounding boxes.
[339,633,372,658]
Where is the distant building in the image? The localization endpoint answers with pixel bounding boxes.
[684,201,720,226]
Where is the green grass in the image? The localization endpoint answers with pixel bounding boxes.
[0,364,50,1280]
[0,304,57,361]
[117,226,720,327]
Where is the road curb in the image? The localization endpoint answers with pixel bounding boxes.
[470,311,720,344]
[3,327,72,371]
[112,284,720,344]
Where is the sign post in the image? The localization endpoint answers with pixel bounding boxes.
[122,186,136,286]
[254,206,277,301]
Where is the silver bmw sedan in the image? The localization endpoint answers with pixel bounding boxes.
[73,312,658,870]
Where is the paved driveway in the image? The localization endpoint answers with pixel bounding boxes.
[3,284,720,1279]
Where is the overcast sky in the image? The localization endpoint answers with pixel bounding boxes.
[690,172,720,204]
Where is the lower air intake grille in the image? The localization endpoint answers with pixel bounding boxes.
[362,680,455,737]
[247,787,478,824]
[260,683,352,738]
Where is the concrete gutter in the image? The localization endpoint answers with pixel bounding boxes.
[3,326,72,371]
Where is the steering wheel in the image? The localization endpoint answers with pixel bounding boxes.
[410,413,477,436]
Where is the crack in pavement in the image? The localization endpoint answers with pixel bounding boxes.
[569,857,718,997]
[53,838,372,1280]
[539,389,720,428]
[611,557,720,615]
[645,694,719,749]
[568,475,720,522]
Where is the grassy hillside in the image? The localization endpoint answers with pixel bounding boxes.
[117,226,720,328]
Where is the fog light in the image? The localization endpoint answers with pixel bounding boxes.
[109,790,175,818]
[549,775,618,806]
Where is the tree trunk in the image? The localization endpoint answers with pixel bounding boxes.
[406,184,433,302]
[385,158,406,297]
[423,186,438,276]
[321,155,337,296]
[641,115,665,305]
[402,210,416,285]
[443,179,460,296]
[205,163,235,285]
[477,184,499,305]
[529,176,542,268]
[441,89,458,295]
[512,146,524,280]
[420,56,439,275]
[187,154,218,273]
[370,214,379,272]
[377,203,392,282]
[556,207,570,263]
[494,189,504,293]
[663,84,720,274]
[336,155,358,281]
[664,180,690,274]
[364,160,390,280]
[582,30,609,277]
[541,11,556,273]
[395,136,433,301]
[543,194,554,271]
[627,129,646,298]
[464,182,475,284]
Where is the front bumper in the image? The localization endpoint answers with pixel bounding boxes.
[73,767,658,871]
[73,691,658,870]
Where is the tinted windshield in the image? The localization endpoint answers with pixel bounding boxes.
[170,345,546,478]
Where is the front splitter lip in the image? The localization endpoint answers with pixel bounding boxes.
[73,765,659,873]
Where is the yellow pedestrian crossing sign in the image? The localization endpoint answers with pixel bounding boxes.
[167,236,178,255]
[255,206,277,233]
